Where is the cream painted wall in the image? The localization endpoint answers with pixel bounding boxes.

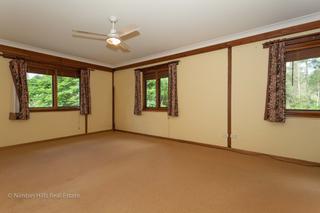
[115,49,228,146]
[88,70,113,133]
[115,29,320,163]
[0,57,112,147]
[232,29,320,163]
[2,29,319,162]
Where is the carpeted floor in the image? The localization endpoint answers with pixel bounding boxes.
[0,131,319,213]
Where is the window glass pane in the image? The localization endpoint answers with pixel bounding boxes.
[146,79,156,108]
[160,77,168,107]
[57,76,80,107]
[27,73,53,108]
[286,57,320,110]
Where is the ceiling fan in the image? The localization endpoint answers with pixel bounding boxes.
[72,16,139,51]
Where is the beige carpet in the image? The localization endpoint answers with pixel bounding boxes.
[0,131,319,213]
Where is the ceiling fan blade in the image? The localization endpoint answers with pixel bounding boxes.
[106,43,119,51]
[72,34,106,41]
[72,30,108,37]
[119,25,140,38]
[119,42,130,52]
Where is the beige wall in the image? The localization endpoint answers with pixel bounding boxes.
[88,70,113,133]
[115,29,320,163]
[232,29,320,163]
[115,49,228,147]
[0,57,112,147]
[2,29,319,162]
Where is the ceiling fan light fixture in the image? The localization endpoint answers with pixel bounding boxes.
[73,15,138,51]
[107,37,121,46]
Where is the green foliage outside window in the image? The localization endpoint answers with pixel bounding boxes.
[160,77,168,107]
[286,58,320,110]
[27,73,80,108]
[146,79,156,107]
[27,73,53,108]
[57,76,80,107]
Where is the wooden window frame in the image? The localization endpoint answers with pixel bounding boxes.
[27,62,80,112]
[284,37,320,118]
[141,65,169,112]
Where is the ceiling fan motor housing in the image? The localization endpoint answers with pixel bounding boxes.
[108,32,119,39]
[109,16,118,23]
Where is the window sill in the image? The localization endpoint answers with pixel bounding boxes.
[286,110,320,118]
[30,107,80,113]
[143,108,168,112]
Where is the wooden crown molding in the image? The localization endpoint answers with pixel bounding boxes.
[135,60,179,72]
[114,20,320,71]
[263,32,320,48]
[0,44,113,72]
[0,20,319,72]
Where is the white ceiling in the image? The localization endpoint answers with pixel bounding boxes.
[0,0,320,67]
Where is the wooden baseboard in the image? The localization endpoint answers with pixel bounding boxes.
[115,129,320,167]
[87,129,113,135]
[2,129,319,167]
[0,129,113,151]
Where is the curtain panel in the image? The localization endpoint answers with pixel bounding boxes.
[80,69,91,115]
[9,59,30,120]
[264,41,286,122]
[134,70,142,115]
[168,62,178,117]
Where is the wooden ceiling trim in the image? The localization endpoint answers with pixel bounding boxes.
[114,20,320,71]
[0,44,113,72]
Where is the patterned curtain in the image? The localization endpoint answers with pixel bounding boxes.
[134,70,142,115]
[168,62,179,117]
[9,59,30,120]
[80,69,91,115]
[264,41,286,122]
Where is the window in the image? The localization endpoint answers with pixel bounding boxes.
[143,66,169,111]
[27,63,80,112]
[285,45,320,116]
[27,73,53,108]
[160,77,168,107]
[146,79,156,108]
[57,76,80,107]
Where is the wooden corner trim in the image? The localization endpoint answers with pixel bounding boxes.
[114,20,320,71]
[227,47,232,148]
[112,71,115,130]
